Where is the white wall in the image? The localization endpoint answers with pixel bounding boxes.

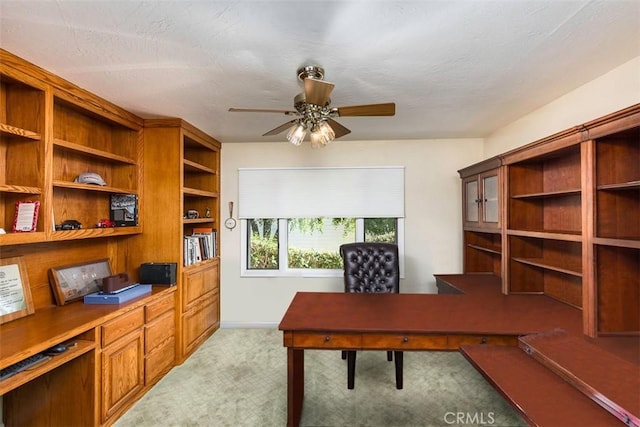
[484,56,640,156]
[220,139,483,326]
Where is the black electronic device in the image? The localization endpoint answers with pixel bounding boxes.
[46,343,68,355]
[0,353,50,381]
[140,262,177,285]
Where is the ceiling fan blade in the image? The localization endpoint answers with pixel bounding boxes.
[262,120,297,136]
[327,119,351,139]
[335,103,395,117]
[229,107,297,115]
[304,78,335,106]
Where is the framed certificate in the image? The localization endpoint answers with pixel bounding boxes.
[13,200,40,232]
[0,256,35,324]
[49,258,112,305]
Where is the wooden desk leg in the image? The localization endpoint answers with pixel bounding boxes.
[287,348,304,427]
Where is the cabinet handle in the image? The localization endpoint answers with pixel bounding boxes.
[480,337,487,344]
[402,337,409,343]
[324,336,331,342]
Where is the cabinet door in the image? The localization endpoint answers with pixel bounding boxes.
[102,330,144,422]
[182,291,219,357]
[463,177,480,226]
[481,172,499,226]
[463,170,500,229]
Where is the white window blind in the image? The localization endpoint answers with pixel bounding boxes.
[238,166,405,219]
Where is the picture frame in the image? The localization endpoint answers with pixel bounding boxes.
[12,200,40,232]
[49,258,113,305]
[110,193,139,226]
[0,256,35,324]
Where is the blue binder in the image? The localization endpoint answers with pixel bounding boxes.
[83,284,152,304]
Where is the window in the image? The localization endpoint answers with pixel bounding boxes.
[238,166,405,277]
[241,217,404,277]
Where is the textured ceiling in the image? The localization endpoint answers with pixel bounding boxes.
[1,1,639,143]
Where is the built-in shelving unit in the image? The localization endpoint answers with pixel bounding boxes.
[1,48,175,427]
[591,126,639,336]
[460,103,639,338]
[0,49,143,247]
[128,118,221,364]
[506,145,583,307]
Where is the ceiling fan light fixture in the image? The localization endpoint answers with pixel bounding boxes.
[286,122,307,146]
[310,121,335,148]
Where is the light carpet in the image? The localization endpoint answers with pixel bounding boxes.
[114,328,526,427]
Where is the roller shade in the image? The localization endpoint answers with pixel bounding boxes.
[238,166,404,219]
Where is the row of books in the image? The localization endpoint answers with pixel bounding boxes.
[184,228,218,266]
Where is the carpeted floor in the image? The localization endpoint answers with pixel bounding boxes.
[114,328,526,427]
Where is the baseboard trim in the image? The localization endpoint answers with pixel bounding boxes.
[220,321,279,329]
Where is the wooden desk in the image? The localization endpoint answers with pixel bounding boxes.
[278,288,582,426]
[0,286,176,426]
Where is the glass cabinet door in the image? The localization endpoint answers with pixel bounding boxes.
[465,179,479,222]
[482,174,499,224]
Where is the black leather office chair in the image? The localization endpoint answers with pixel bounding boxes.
[339,242,403,389]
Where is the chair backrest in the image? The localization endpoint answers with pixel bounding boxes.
[339,242,400,293]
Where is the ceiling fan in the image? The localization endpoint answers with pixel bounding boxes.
[228,65,395,147]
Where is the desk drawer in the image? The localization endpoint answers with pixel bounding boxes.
[102,308,144,347]
[145,310,175,353]
[362,334,448,350]
[447,334,518,349]
[145,293,174,322]
[292,333,361,349]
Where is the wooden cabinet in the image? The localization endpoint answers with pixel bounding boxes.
[144,292,176,384]
[0,49,143,247]
[128,119,221,363]
[100,292,177,425]
[182,260,220,356]
[458,157,503,278]
[459,103,639,338]
[461,161,501,230]
[101,308,145,423]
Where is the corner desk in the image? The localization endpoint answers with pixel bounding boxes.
[279,275,636,426]
[0,286,176,426]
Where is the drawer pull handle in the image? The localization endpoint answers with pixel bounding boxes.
[324,336,331,342]
[403,337,409,343]
[481,337,487,344]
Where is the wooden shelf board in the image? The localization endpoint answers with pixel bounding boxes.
[467,244,501,255]
[53,180,136,194]
[463,226,501,234]
[593,238,640,249]
[0,231,46,246]
[0,123,41,140]
[597,180,640,191]
[511,189,581,199]
[507,229,582,242]
[182,187,218,198]
[0,184,42,194]
[50,226,142,241]
[53,138,136,164]
[183,159,216,174]
[512,257,582,277]
[183,218,215,225]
